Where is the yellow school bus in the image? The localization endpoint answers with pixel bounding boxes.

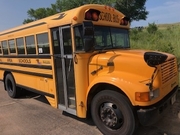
[0,4,178,135]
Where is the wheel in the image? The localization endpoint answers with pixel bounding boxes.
[91,90,136,135]
[5,74,19,98]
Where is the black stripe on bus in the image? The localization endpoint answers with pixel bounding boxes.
[0,55,51,59]
[0,22,47,36]
[16,84,54,98]
[0,62,52,70]
[0,68,53,79]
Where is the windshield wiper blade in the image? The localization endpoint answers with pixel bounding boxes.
[101,45,113,50]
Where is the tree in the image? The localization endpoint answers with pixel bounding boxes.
[23,0,115,24]
[54,0,115,11]
[147,22,158,34]
[23,0,148,24]
[23,7,57,24]
[115,0,148,22]
[42,0,115,12]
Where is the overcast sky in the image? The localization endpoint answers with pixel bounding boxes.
[0,0,180,31]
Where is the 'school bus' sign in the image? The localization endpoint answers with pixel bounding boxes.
[99,11,120,23]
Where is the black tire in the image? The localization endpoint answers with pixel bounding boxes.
[91,90,136,135]
[5,74,19,98]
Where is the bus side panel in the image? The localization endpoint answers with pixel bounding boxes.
[0,69,4,81]
[12,72,57,108]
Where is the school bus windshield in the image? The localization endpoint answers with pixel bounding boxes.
[74,25,130,51]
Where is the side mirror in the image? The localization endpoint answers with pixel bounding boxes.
[144,52,168,67]
[84,38,94,52]
[83,21,94,36]
[83,21,95,52]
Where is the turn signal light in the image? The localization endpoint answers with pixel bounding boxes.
[135,92,150,102]
[85,9,101,21]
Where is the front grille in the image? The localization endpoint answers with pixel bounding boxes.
[161,58,177,84]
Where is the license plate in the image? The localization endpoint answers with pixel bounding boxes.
[171,94,176,105]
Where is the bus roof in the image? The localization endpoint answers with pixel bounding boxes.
[0,4,126,36]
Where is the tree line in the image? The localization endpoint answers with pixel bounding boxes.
[23,0,148,24]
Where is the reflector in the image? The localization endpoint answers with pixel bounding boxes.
[73,16,77,21]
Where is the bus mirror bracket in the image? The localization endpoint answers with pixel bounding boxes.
[83,21,94,36]
[84,38,94,52]
[144,52,168,92]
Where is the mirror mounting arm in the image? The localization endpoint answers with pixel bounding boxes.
[83,21,95,52]
[148,67,158,91]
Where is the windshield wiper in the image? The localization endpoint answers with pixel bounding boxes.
[102,45,113,50]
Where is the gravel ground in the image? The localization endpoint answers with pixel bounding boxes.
[0,81,180,135]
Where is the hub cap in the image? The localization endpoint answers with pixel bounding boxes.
[100,103,124,129]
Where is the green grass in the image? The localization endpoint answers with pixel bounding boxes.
[131,22,180,85]
[130,22,180,64]
[157,22,180,29]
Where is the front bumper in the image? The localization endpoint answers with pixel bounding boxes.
[137,86,178,126]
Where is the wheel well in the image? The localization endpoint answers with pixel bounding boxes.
[3,71,12,90]
[87,83,129,118]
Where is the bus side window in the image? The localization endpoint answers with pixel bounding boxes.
[8,39,16,54]
[74,26,83,51]
[25,35,36,54]
[62,28,72,54]
[52,29,61,54]
[0,42,2,54]
[16,37,25,54]
[2,41,8,55]
[37,33,50,54]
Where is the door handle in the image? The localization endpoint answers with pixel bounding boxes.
[74,54,78,64]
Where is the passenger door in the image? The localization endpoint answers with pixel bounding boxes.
[51,26,76,115]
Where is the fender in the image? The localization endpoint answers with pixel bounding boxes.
[86,71,151,107]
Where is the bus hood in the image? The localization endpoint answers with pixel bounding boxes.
[90,49,175,79]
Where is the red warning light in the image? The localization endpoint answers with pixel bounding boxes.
[120,17,130,25]
[92,12,99,21]
[85,9,101,21]
[85,11,92,20]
